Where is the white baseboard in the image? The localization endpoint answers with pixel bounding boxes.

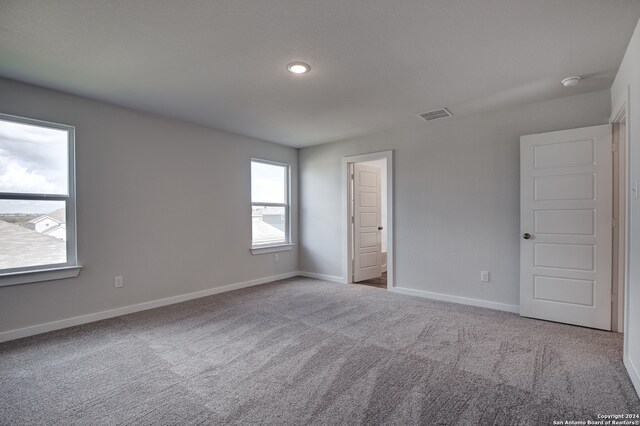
[297,271,345,284]
[0,271,299,343]
[624,354,640,398]
[389,286,520,314]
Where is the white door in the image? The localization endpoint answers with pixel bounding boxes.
[353,164,382,282]
[520,124,612,330]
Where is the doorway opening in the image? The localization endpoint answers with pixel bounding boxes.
[352,159,387,288]
[611,97,628,333]
[342,151,394,289]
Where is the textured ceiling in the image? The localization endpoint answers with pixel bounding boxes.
[1,1,639,147]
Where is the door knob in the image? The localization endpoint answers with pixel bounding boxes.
[378,226,384,230]
[522,233,531,240]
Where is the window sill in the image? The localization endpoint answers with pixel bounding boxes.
[0,266,82,287]
[250,244,294,255]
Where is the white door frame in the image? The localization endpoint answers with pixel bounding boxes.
[342,150,394,289]
[610,85,630,341]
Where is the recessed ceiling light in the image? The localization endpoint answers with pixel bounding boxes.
[287,62,310,74]
[561,76,581,87]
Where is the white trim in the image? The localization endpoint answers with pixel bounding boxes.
[610,85,630,124]
[389,286,520,314]
[611,85,631,356]
[250,244,294,255]
[624,354,640,398]
[0,271,298,343]
[0,113,79,280]
[342,150,394,289]
[250,157,290,168]
[0,266,82,287]
[251,158,291,248]
[611,87,638,399]
[297,271,345,283]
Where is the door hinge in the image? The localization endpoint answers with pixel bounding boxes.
[351,173,354,180]
[612,218,618,228]
[612,142,619,153]
[351,216,354,224]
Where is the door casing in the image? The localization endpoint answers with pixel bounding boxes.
[610,88,630,336]
[342,150,394,288]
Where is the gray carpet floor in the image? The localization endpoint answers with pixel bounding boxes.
[1,277,638,425]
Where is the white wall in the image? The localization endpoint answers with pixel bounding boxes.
[300,90,611,310]
[0,78,298,335]
[611,18,640,395]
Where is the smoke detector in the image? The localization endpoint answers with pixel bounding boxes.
[418,108,453,122]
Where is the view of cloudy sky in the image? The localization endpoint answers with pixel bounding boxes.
[0,118,69,214]
[251,161,286,204]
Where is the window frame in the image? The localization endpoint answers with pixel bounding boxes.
[250,158,292,253]
[0,113,81,286]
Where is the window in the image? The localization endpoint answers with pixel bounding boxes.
[251,159,290,251]
[0,113,79,285]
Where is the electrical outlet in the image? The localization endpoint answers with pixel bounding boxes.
[114,276,124,288]
[274,253,279,262]
[480,271,490,282]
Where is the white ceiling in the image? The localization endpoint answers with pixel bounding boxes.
[1,1,639,148]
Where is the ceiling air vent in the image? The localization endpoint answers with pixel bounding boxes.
[418,108,453,122]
